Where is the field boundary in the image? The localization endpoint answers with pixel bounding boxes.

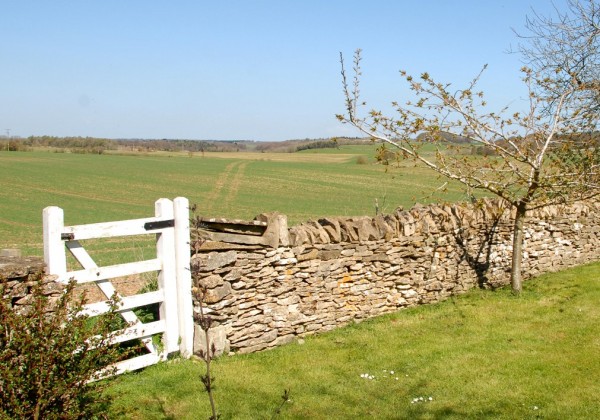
[189,198,600,355]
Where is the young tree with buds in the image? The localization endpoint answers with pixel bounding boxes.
[338,48,600,294]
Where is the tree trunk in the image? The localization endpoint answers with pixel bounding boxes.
[510,202,527,295]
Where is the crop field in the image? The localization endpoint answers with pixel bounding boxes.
[0,145,471,262]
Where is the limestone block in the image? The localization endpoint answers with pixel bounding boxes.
[229,323,269,342]
[318,217,342,242]
[275,257,298,266]
[425,281,443,291]
[204,282,232,303]
[401,289,418,299]
[271,284,295,297]
[363,253,390,263]
[338,219,359,242]
[272,334,296,347]
[317,250,341,261]
[0,256,45,279]
[341,248,356,257]
[192,251,237,272]
[238,300,259,310]
[275,214,290,247]
[349,263,363,271]
[223,268,243,282]
[324,280,338,289]
[277,295,300,306]
[235,330,278,353]
[194,324,230,357]
[40,280,63,296]
[349,217,379,241]
[318,260,340,273]
[306,221,331,244]
[8,281,28,298]
[230,279,247,290]
[300,264,318,274]
[288,227,309,246]
[200,274,223,289]
[14,294,34,306]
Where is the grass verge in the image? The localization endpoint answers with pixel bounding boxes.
[105,262,600,419]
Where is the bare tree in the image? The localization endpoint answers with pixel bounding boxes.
[338,49,600,294]
[517,0,600,119]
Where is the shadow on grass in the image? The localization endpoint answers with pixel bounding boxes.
[400,379,503,419]
[153,393,177,420]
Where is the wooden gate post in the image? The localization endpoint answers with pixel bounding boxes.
[43,206,67,277]
[174,197,194,357]
[155,198,180,356]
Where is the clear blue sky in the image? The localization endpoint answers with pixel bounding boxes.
[1,0,568,141]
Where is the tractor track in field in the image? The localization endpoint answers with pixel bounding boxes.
[202,161,247,215]
[223,161,248,212]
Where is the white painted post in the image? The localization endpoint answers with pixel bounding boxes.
[174,197,194,357]
[43,206,67,279]
[155,198,180,356]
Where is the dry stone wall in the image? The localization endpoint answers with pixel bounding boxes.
[4,198,600,358]
[0,255,62,311]
[191,199,600,355]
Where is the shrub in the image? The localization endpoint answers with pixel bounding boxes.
[375,147,398,165]
[356,155,369,165]
[0,273,128,419]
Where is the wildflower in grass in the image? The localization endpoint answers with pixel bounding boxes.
[411,396,433,404]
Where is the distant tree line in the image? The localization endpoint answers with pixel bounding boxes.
[114,138,249,153]
[0,136,116,154]
[296,139,339,151]
[10,132,592,158]
[255,137,366,153]
[0,136,252,154]
[0,138,28,152]
[0,135,369,154]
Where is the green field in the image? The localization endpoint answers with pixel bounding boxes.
[1,146,469,259]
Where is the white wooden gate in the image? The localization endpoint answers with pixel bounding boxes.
[43,197,193,375]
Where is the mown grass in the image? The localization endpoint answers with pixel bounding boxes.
[105,262,600,419]
[0,147,470,260]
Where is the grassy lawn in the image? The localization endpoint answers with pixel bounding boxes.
[105,262,600,419]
